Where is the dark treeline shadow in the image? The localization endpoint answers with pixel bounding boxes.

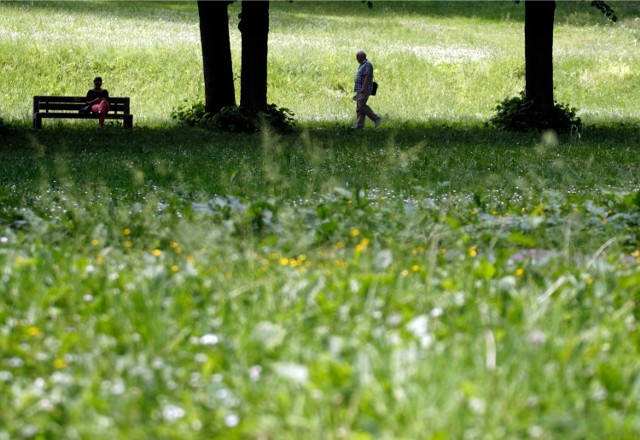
[9,1,640,27]
[273,1,639,25]
[1,1,198,25]
[2,121,640,155]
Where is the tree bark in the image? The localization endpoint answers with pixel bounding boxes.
[198,0,236,115]
[524,0,556,115]
[239,0,270,112]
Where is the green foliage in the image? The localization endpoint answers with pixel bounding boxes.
[258,104,296,133]
[170,101,208,127]
[490,91,582,133]
[171,102,296,133]
[3,1,640,127]
[1,1,640,437]
[0,127,640,438]
[209,105,258,133]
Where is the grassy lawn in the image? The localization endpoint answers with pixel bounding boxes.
[2,1,640,125]
[1,1,640,439]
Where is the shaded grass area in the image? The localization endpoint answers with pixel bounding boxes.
[2,124,639,197]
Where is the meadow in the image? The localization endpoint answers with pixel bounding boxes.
[1,1,640,439]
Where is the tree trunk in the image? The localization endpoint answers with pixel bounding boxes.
[524,0,556,115]
[239,0,270,112]
[198,0,236,115]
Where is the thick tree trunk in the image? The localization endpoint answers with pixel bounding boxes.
[239,0,270,112]
[524,0,556,115]
[198,0,236,115]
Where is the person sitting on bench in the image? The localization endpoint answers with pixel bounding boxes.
[86,77,110,127]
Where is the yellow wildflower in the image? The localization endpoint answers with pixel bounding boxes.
[53,358,68,369]
[27,326,43,338]
[586,277,594,286]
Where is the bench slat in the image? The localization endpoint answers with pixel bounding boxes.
[38,113,130,119]
[34,96,129,104]
[39,103,129,113]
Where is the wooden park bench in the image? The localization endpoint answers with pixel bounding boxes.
[33,96,133,129]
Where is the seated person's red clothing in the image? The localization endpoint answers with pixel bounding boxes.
[87,89,109,126]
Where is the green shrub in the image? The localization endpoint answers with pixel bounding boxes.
[170,101,209,127]
[490,90,581,133]
[171,102,295,133]
[258,104,296,134]
[210,105,260,133]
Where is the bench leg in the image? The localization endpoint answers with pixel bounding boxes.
[33,114,42,129]
[124,115,133,129]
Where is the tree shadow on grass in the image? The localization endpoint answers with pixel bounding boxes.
[1,122,638,203]
[1,0,198,25]
[2,120,639,155]
[10,1,637,28]
[271,1,639,25]
[273,1,524,23]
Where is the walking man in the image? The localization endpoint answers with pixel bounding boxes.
[353,50,381,129]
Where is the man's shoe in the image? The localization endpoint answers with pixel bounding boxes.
[374,117,382,128]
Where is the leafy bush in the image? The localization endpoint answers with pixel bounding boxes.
[171,102,295,133]
[210,105,261,133]
[258,104,296,134]
[490,91,582,133]
[170,101,208,127]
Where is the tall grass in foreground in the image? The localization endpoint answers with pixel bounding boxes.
[1,1,640,125]
[1,1,639,438]
[1,126,639,438]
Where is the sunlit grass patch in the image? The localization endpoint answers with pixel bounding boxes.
[2,1,640,125]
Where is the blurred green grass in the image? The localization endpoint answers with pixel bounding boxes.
[1,2,640,439]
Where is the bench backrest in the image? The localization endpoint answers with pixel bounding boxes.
[33,96,130,114]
